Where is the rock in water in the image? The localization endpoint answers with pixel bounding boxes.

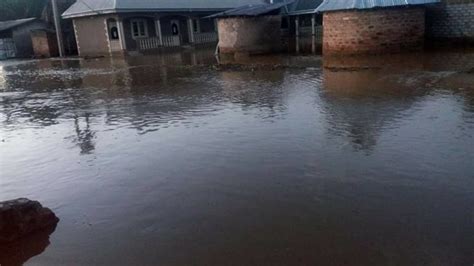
[0,198,59,243]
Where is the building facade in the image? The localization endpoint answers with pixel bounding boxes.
[0,18,51,58]
[210,3,289,56]
[426,0,474,43]
[31,29,60,58]
[322,7,426,55]
[63,0,266,57]
[316,0,440,55]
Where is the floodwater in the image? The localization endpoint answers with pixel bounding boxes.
[0,48,473,265]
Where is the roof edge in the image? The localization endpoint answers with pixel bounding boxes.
[0,17,39,32]
[63,7,255,19]
[287,8,318,15]
[316,0,441,12]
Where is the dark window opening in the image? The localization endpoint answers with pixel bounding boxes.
[281,18,289,29]
[172,23,179,35]
[193,19,199,33]
[110,27,119,40]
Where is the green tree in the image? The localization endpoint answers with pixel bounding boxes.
[0,0,75,21]
[0,0,48,21]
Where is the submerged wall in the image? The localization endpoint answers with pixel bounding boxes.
[322,7,425,55]
[426,0,474,43]
[73,16,111,57]
[11,21,50,58]
[31,31,59,58]
[217,16,282,55]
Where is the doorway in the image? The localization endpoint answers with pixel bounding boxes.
[170,20,180,41]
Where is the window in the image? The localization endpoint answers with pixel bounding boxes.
[171,21,180,35]
[107,18,119,40]
[281,18,289,29]
[110,27,119,40]
[131,19,148,38]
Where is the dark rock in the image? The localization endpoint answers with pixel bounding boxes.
[0,224,56,266]
[0,198,59,243]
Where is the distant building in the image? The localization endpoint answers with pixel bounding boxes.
[282,0,324,53]
[0,18,51,59]
[62,0,267,57]
[209,0,325,56]
[210,2,289,56]
[426,0,474,44]
[316,0,440,55]
[31,29,60,58]
[283,0,323,37]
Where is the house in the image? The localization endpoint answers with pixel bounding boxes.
[31,29,60,58]
[0,18,51,59]
[281,0,324,53]
[316,0,440,55]
[62,0,267,57]
[282,0,323,37]
[210,2,290,56]
[426,0,474,44]
[208,0,325,56]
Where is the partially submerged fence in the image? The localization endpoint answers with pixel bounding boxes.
[0,38,16,60]
[138,32,217,51]
[300,26,323,43]
[194,32,218,45]
[137,35,180,50]
[161,36,180,47]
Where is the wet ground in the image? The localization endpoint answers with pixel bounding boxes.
[0,48,473,265]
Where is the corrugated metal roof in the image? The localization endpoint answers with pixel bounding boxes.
[63,0,268,18]
[286,0,323,15]
[0,18,37,33]
[206,2,291,18]
[316,0,440,12]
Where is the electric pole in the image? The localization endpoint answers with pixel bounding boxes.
[52,0,65,57]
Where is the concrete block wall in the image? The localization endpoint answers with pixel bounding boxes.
[73,16,110,57]
[31,31,59,58]
[426,0,474,42]
[218,16,282,55]
[323,7,425,55]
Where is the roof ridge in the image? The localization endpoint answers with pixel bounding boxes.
[0,17,37,23]
[63,0,270,19]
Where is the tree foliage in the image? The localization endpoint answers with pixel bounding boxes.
[0,0,48,21]
[0,0,75,21]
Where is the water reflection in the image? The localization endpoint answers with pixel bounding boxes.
[321,57,426,152]
[0,49,473,265]
[72,114,95,155]
[287,36,322,55]
[218,70,288,121]
[320,52,474,152]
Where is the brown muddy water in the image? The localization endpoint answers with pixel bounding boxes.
[0,48,473,265]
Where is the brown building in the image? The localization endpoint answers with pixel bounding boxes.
[31,29,59,58]
[209,3,290,56]
[62,0,267,57]
[217,16,282,56]
[0,18,51,59]
[316,0,440,55]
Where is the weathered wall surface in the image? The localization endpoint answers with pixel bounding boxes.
[323,7,425,55]
[11,21,50,58]
[218,16,282,55]
[426,0,474,43]
[31,31,59,58]
[73,16,110,56]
